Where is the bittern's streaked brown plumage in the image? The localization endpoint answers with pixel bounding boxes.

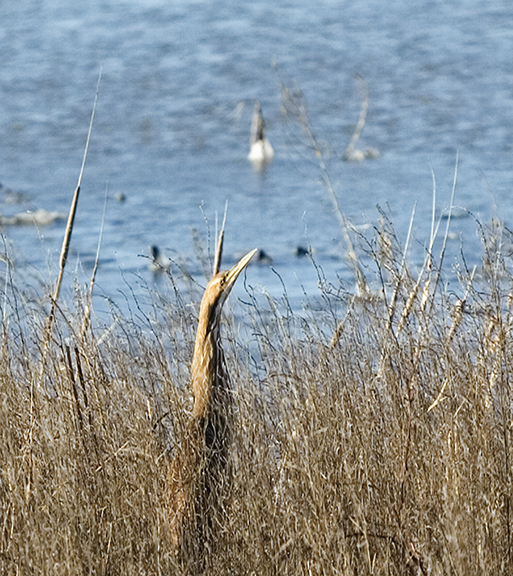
[166,248,257,553]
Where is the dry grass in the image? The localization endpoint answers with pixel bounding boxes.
[1,77,512,574]
[0,214,513,575]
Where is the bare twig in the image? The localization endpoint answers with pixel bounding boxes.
[279,80,369,295]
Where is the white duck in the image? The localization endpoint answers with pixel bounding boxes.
[248,101,274,165]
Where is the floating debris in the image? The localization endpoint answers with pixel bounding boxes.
[343,146,380,162]
[0,209,66,227]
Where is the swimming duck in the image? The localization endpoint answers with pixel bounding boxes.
[233,248,273,266]
[149,245,171,273]
[255,248,273,265]
[294,245,311,258]
[248,101,274,165]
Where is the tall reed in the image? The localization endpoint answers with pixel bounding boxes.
[1,214,512,575]
[1,75,512,575]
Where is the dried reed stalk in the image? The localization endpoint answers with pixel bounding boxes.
[41,69,102,368]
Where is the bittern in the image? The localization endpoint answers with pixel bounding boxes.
[166,248,257,553]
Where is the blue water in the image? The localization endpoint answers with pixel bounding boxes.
[1,0,512,316]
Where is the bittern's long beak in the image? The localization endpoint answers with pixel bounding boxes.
[225,248,258,288]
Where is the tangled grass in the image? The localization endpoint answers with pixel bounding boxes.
[0,212,513,576]
[1,76,512,574]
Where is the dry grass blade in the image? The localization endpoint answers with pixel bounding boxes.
[52,69,102,313]
[213,201,228,277]
[386,202,416,333]
[42,69,103,362]
[397,169,442,334]
[81,183,108,339]
[428,151,459,313]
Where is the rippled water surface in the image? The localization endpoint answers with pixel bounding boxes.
[1,0,512,314]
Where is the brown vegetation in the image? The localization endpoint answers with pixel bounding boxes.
[1,214,513,575]
[1,77,512,575]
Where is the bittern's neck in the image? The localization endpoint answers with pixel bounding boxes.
[191,319,223,419]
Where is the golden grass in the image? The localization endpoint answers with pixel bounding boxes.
[1,214,513,575]
[1,76,512,574]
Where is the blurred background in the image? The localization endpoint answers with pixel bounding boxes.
[0,0,512,315]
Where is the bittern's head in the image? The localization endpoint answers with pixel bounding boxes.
[201,248,257,331]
